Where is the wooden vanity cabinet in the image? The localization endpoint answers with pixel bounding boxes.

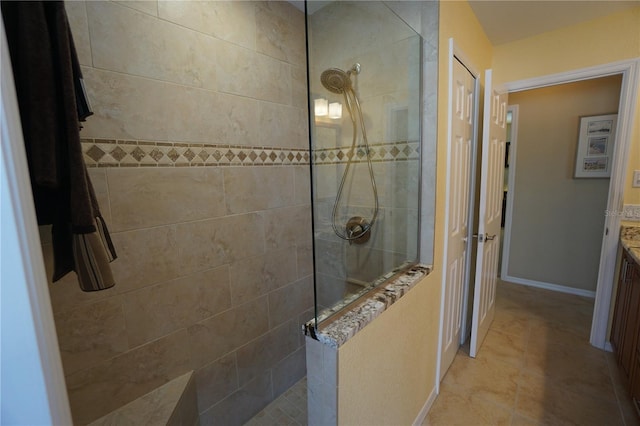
[611,247,640,405]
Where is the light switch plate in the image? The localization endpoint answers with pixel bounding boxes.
[623,205,640,221]
[633,170,640,188]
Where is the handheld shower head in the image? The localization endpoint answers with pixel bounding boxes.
[320,63,360,94]
[320,68,352,94]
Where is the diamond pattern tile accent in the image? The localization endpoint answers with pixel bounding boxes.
[167,149,180,162]
[130,147,146,162]
[149,148,164,162]
[110,146,128,162]
[86,145,105,162]
[183,148,196,162]
[81,138,423,168]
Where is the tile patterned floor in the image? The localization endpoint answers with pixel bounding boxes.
[424,280,639,426]
[246,281,639,425]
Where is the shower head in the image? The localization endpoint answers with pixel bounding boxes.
[321,68,352,94]
[320,63,361,94]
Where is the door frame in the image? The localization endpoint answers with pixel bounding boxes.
[436,38,480,385]
[503,58,640,350]
[500,104,518,281]
[0,19,73,424]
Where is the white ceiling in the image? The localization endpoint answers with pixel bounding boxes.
[468,0,640,45]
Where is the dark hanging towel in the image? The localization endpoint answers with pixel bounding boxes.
[2,1,117,291]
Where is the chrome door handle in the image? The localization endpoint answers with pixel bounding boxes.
[485,233,496,241]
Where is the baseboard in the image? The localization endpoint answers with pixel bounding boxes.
[502,275,596,298]
[412,386,438,426]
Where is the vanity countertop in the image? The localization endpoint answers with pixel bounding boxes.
[621,224,640,265]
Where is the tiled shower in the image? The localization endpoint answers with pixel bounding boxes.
[307,1,423,318]
[43,1,312,424]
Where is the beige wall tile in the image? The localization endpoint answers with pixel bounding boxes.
[46,260,116,314]
[176,213,265,276]
[158,0,256,50]
[294,165,311,206]
[166,87,259,146]
[195,353,238,413]
[291,65,309,110]
[65,1,92,66]
[54,297,128,376]
[110,226,181,292]
[236,320,300,387]
[123,266,232,348]
[229,247,297,306]
[261,206,312,250]
[66,330,191,424]
[187,296,269,369]
[107,167,225,232]
[87,1,217,90]
[258,102,307,148]
[296,242,314,280]
[268,276,313,328]
[83,67,260,145]
[223,167,294,215]
[199,372,272,426]
[114,1,158,16]
[82,67,169,141]
[271,347,306,397]
[255,2,305,66]
[217,43,291,104]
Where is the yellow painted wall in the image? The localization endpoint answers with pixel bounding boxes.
[493,6,640,204]
[336,2,493,423]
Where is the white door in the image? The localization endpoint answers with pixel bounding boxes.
[469,69,508,358]
[440,58,475,378]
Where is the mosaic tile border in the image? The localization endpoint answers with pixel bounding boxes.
[81,138,310,168]
[312,140,420,165]
[82,139,419,168]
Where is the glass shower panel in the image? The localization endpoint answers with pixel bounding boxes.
[307,1,422,322]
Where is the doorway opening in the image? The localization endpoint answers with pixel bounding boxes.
[503,59,639,350]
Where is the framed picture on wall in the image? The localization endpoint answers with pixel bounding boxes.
[574,113,617,178]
